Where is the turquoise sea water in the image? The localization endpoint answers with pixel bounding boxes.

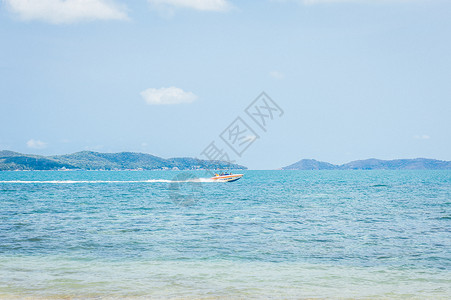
[0,170,450,299]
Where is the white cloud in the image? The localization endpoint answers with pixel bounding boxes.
[4,0,128,24]
[148,0,232,12]
[141,87,198,105]
[273,0,423,4]
[301,0,359,4]
[27,139,47,149]
[83,144,104,150]
[269,71,285,79]
[414,134,430,140]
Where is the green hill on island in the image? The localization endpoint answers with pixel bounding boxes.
[282,158,451,170]
[0,150,246,171]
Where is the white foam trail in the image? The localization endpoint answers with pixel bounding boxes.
[0,178,219,184]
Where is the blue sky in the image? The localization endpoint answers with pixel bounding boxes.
[0,0,450,169]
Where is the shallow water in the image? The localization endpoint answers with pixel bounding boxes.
[0,170,450,298]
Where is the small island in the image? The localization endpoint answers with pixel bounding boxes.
[0,150,246,171]
[282,158,451,170]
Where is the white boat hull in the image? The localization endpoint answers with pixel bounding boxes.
[210,174,243,182]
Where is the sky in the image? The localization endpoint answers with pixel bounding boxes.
[0,0,450,169]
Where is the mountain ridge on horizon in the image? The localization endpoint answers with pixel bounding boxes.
[1,150,450,171]
[0,150,246,171]
[282,158,451,170]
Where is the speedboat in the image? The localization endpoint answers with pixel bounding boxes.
[210,172,243,182]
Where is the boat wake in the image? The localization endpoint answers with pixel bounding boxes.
[0,178,219,184]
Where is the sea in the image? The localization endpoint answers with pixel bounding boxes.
[0,170,450,299]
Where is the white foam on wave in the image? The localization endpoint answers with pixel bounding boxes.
[0,178,219,184]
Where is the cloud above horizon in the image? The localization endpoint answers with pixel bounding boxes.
[27,139,47,149]
[148,0,232,12]
[414,134,431,140]
[141,87,198,105]
[269,71,285,79]
[273,0,425,4]
[4,0,128,24]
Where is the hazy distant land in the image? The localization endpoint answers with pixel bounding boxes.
[1,150,450,171]
[0,150,246,171]
[282,158,451,170]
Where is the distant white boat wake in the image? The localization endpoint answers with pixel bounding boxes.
[0,178,220,184]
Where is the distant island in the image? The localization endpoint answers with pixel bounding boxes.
[0,150,246,171]
[2,150,450,171]
[282,158,451,170]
